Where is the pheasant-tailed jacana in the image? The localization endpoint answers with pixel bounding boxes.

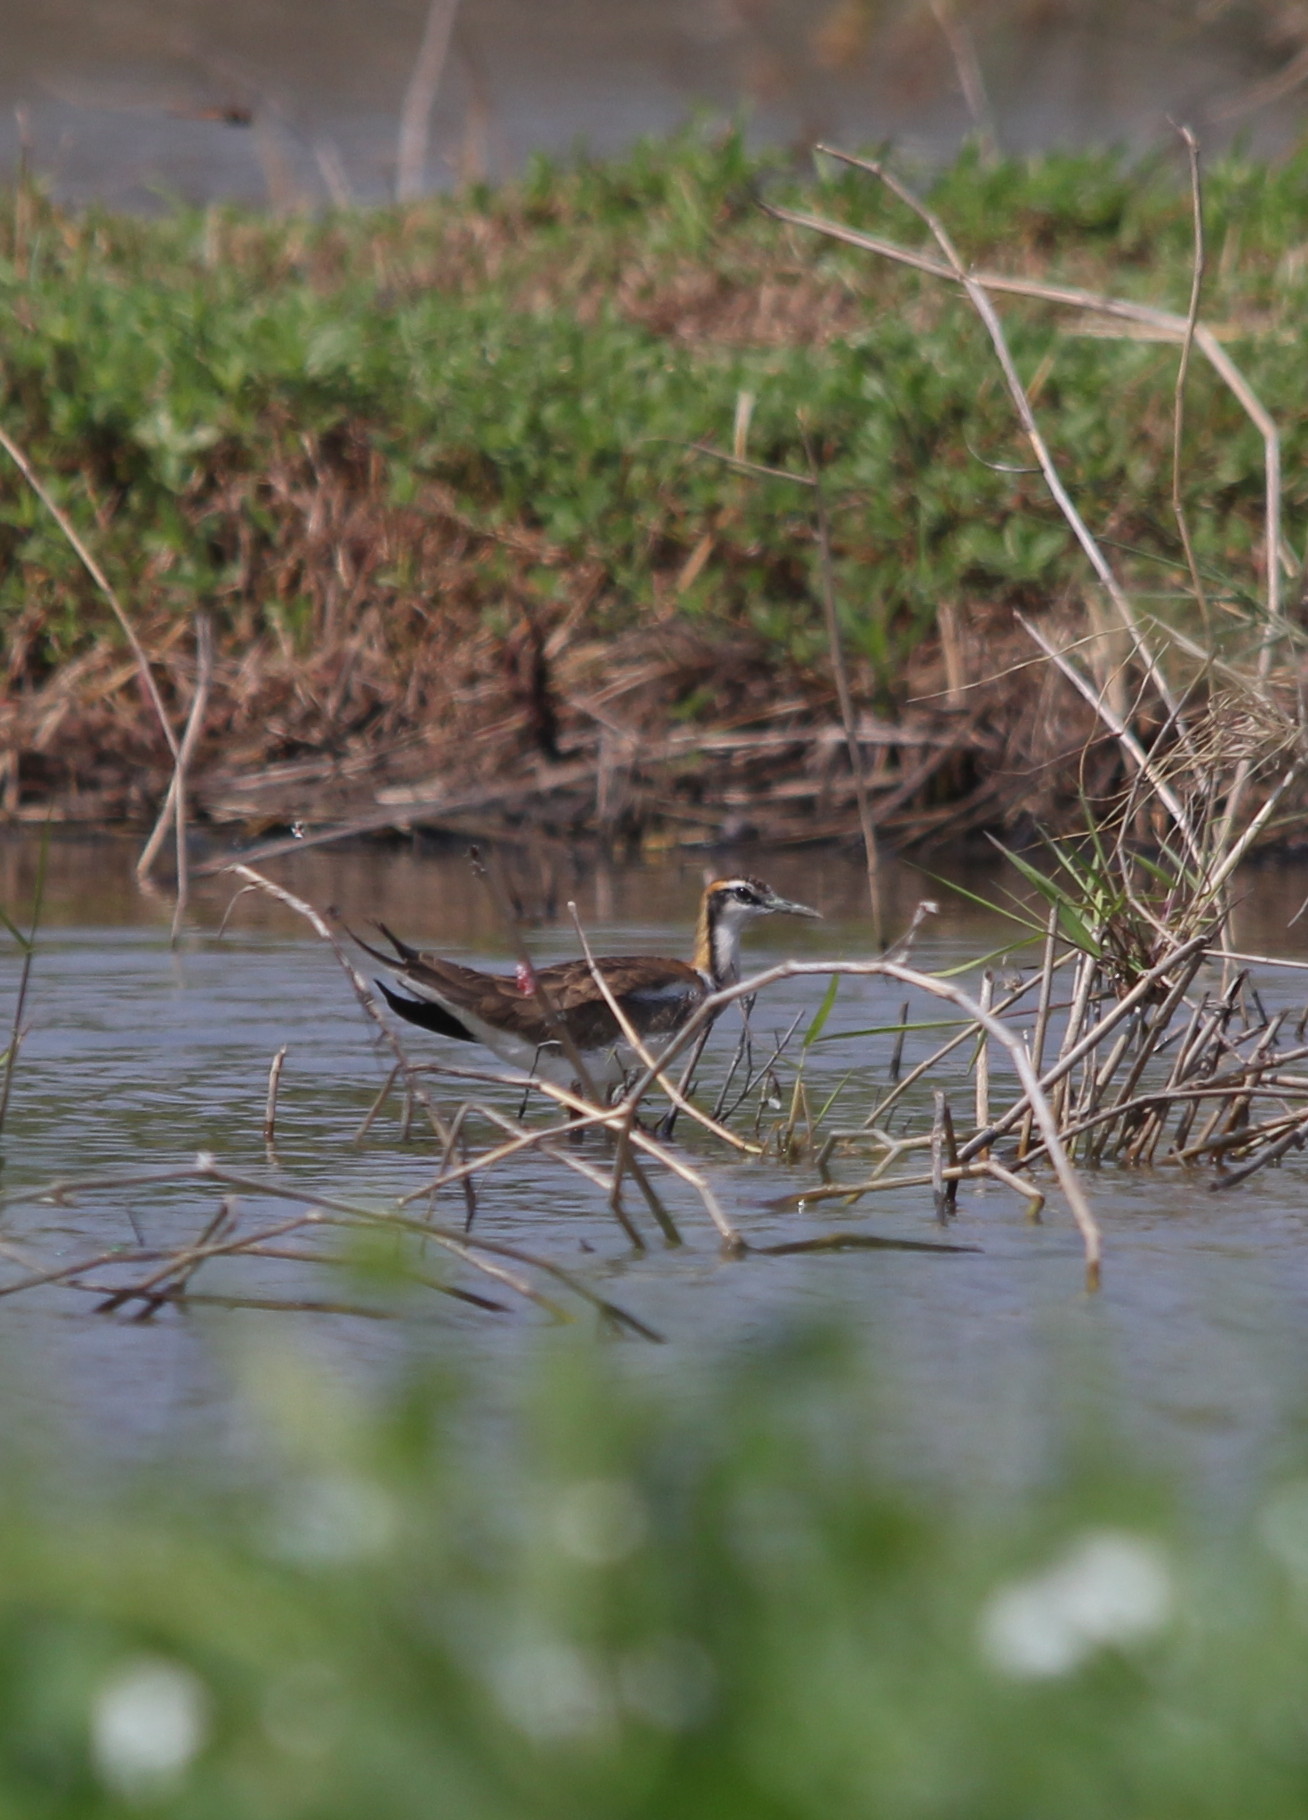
[358,875,820,1089]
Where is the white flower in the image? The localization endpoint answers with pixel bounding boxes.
[492,1638,613,1742]
[979,1530,1174,1679]
[91,1658,209,1800]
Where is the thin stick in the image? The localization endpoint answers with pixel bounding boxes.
[785,1160,1041,1218]
[771,177,1282,645]
[889,1001,909,1082]
[177,1158,664,1338]
[167,614,214,933]
[96,1195,241,1314]
[1018,906,1059,1160]
[233,1244,511,1314]
[468,850,660,1246]
[6,1211,318,1306]
[796,150,1186,737]
[874,965,1057,1129]
[354,1059,405,1144]
[472,1101,618,1203]
[927,0,998,160]
[1171,123,1209,622]
[0,822,46,1143]
[716,1010,803,1128]
[1051,952,1095,1130]
[957,934,1211,1158]
[663,1023,713,1138]
[0,423,178,761]
[801,421,883,943]
[624,956,1102,1285]
[396,1102,608,1204]
[710,1018,751,1122]
[139,616,218,886]
[1016,613,1202,869]
[985,1157,1044,1219]
[1203,757,1307,904]
[565,901,756,1155]
[224,865,454,1146]
[91,1288,403,1320]
[395,0,460,201]
[410,1057,741,1250]
[1209,1111,1308,1190]
[974,970,992,1149]
[264,1045,289,1148]
[1213,948,1308,974]
[930,1091,958,1222]
[137,773,180,887]
[1018,1078,1308,1158]
[1103,945,1208,1118]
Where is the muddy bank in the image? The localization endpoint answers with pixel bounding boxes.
[5,564,1140,857]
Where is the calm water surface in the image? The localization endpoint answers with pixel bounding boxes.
[5,831,1308,1505]
[0,0,1297,210]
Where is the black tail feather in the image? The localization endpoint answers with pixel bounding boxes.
[344,919,425,972]
[342,921,398,970]
[374,921,422,966]
[374,979,474,1043]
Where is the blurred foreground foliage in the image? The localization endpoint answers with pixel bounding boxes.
[4,1324,1308,1818]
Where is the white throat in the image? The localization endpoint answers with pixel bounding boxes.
[710,911,747,988]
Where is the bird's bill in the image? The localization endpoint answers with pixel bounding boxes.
[761,890,822,919]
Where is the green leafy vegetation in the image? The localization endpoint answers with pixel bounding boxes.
[5,127,1308,834]
[2,130,1305,677]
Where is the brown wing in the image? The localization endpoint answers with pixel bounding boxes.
[532,956,708,1050]
[416,955,705,1049]
[360,922,704,1050]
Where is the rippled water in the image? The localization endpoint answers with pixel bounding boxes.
[6,830,1308,1503]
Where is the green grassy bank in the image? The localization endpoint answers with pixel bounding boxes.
[3,1329,1308,1819]
[1,131,1305,830]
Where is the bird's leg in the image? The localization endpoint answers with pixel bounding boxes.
[568,1081,587,1146]
[657,1026,712,1140]
[520,1044,557,1120]
[614,1069,660,1138]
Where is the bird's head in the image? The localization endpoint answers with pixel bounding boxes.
[696,876,821,984]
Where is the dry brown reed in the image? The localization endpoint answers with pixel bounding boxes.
[778,914,1308,1260]
[0,1159,664,1337]
[699,149,1308,1285]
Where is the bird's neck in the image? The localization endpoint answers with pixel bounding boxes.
[692,898,740,989]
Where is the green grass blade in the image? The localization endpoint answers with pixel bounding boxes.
[803,973,841,1049]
